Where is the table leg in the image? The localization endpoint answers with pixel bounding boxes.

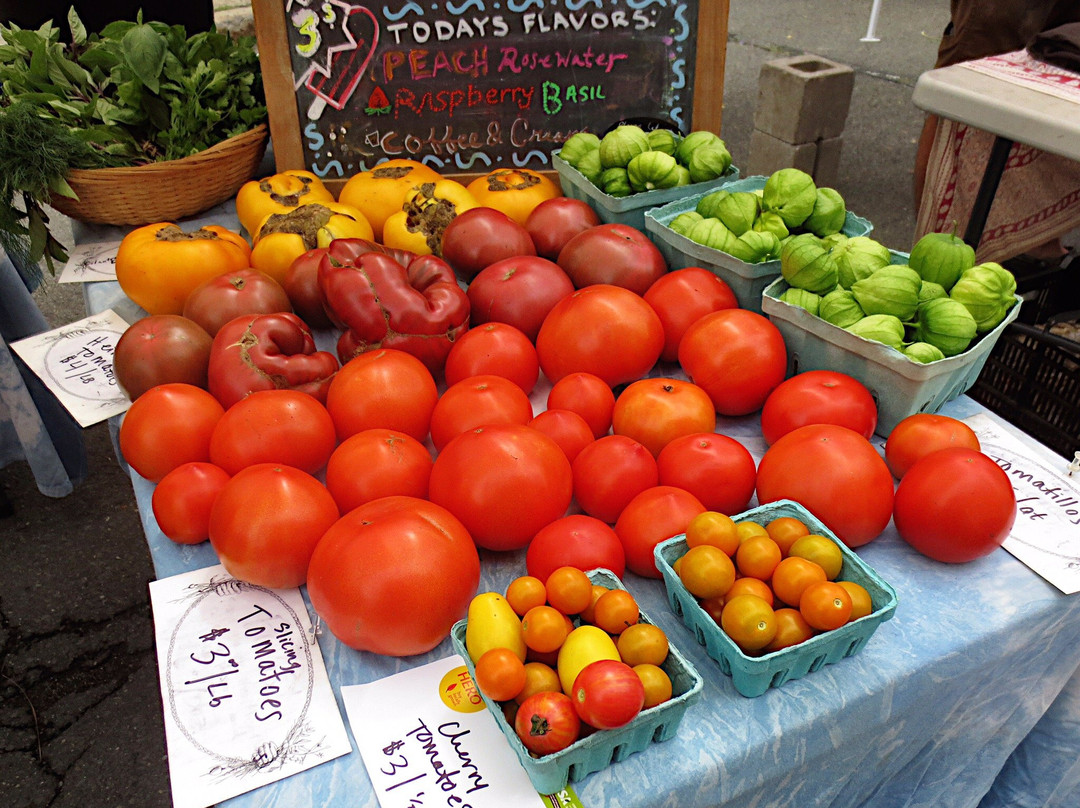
[963,135,1014,249]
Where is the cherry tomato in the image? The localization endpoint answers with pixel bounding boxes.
[678,544,736,600]
[118,383,225,482]
[893,447,1017,563]
[113,315,212,400]
[208,463,340,589]
[516,661,563,704]
[799,581,853,631]
[526,514,626,581]
[756,424,895,548]
[208,389,338,475]
[788,534,844,580]
[643,267,739,362]
[545,566,594,615]
[591,589,640,635]
[522,605,571,653]
[466,255,575,342]
[618,624,669,667]
[571,659,645,729]
[528,409,595,465]
[760,370,878,445]
[536,285,665,387]
[764,608,816,652]
[614,485,706,578]
[474,647,528,701]
[324,428,433,513]
[572,435,659,524]
[611,377,717,458]
[678,308,787,416]
[547,371,616,439]
[884,412,981,479]
[557,223,668,296]
[514,691,580,755]
[443,322,540,393]
[524,196,601,260]
[429,374,534,452]
[735,535,783,581]
[656,433,757,516]
[684,510,740,557]
[505,575,548,616]
[838,581,874,620]
[634,663,673,708]
[721,594,777,653]
[428,424,573,551]
[770,556,828,609]
[441,206,537,280]
[151,461,230,544]
[307,495,480,655]
[182,267,293,337]
[765,516,811,556]
[326,348,438,443]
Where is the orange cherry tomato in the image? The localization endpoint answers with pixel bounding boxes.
[545,566,594,615]
[770,556,828,608]
[799,581,853,631]
[474,647,528,702]
[678,544,737,600]
[721,594,777,653]
[506,575,548,617]
[591,589,640,635]
[522,605,572,654]
[735,535,783,581]
[838,580,874,621]
[765,516,811,556]
[764,607,817,652]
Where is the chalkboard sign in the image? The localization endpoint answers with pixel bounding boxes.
[251,0,728,190]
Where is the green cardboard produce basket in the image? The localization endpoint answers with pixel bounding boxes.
[643,176,873,313]
[552,151,739,232]
[449,568,703,794]
[654,501,898,698]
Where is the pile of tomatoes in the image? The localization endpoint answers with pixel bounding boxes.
[671,511,874,655]
[465,567,674,756]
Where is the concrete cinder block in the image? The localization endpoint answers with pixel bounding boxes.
[746,129,818,178]
[754,55,855,144]
[812,136,844,188]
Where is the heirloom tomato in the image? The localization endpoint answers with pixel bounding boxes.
[113,314,212,400]
[307,495,481,656]
[151,461,230,545]
[756,424,895,547]
[118,383,225,482]
[656,433,757,515]
[208,463,340,589]
[466,255,575,342]
[235,169,335,237]
[466,168,561,226]
[324,428,433,513]
[643,267,739,362]
[556,223,667,295]
[428,424,573,551]
[325,349,438,443]
[440,206,537,280]
[572,435,659,524]
[884,413,981,479]
[282,248,335,329]
[528,409,595,465]
[443,323,540,394]
[547,372,616,439]
[571,659,645,730]
[524,197,601,261]
[515,691,580,755]
[536,285,664,387]
[208,389,337,475]
[760,370,878,445]
[182,267,292,337]
[527,514,626,581]
[615,485,706,578]
[428,374,534,452]
[611,377,716,457]
[337,159,442,241]
[893,447,1016,563]
[678,309,787,416]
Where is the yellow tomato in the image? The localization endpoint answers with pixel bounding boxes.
[382,178,478,255]
[338,158,442,241]
[250,201,374,284]
[466,168,561,226]
[235,170,335,237]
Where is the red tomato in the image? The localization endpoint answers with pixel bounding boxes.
[514,691,580,755]
[118,383,225,482]
[572,435,659,524]
[678,309,788,416]
[611,377,717,457]
[428,424,573,551]
[324,428,433,513]
[429,374,535,452]
[643,267,739,362]
[536,285,664,387]
[466,255,576,342]
[325,348,438,443]
[615,485,706,578]
[441,207,537,280]
[113,314,212,400]
[756,424,895,547]
[547,371,616,439]
[282,248,335,329]
[760,370,878,445]
[524,197,601,261]
[557,223,667,295]
[208,389,338,475]
[307,495,481,655]
[527,514,626,581]
[443,322,540,394]
[656,432,757,515]
[208,463,340,589]
[884,413,982,479]
[571,659,646,729]
[182,267,292,337]
[151,461,230,544]
[893,447,1017,563]
[528,409,595,465]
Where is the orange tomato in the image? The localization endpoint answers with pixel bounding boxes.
[736,521,771,543]
[579,584,609,625]
[721,594,777,653]
[617,623,669,667]
[725,576,775,607]
[506,575,548,617]
[679,544,736,600]
[545,566,594,615]
[592,589,640,635]
[838,580,874,620]
[771,556,828,608]
[522,605,571,653]
[634,663,673,708]
[515,662,563,704]
[764,607,816,652]
[685,510,740,557]
[611,377,718,458]
[735,535,783,581]
[765,516,811,556]
[466,168,560,225]
[799,581,853,631]
[474,647,527,701]
[788,534,844,580]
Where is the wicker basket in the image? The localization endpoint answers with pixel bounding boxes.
[49,124,269,226]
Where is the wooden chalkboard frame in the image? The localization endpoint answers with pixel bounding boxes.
[250,0,730,193]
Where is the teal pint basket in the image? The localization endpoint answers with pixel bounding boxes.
[654,501,897,698]
[643,176,873,313]
[449,568,703,794]
[552,151,739,232]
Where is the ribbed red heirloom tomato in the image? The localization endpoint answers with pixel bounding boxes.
[760,370,878,445]
[678,309,787,416]
[307,495,481,656]
[643,267,739,363]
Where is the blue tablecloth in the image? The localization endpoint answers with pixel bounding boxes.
[82,213,1080,808]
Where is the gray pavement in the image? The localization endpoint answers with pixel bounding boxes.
[1,2,953,806]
